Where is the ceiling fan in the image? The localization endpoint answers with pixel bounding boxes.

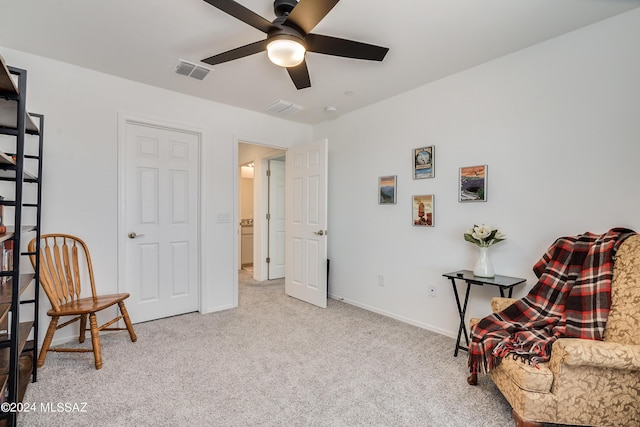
[201,0,389,90]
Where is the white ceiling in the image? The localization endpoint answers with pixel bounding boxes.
[1,0,639,125]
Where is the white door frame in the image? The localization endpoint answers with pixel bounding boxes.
[117,113,206,315]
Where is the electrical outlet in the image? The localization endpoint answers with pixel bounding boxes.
[378,274,385,286]
[428,286,437,297]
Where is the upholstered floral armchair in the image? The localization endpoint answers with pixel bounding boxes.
[470,234,640,427]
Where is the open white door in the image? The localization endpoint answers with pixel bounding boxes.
[285,139,328,308]
[268,158,286,279]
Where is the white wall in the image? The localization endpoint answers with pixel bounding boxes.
[1,48,312,344]
[314,9,640,338]
[4,8,640,349]
[240,177,254,220]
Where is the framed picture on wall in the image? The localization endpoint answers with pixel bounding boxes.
[378,175,397,205]
[412,146,434,179]
[412,194,434,226]
[459,165,487,202]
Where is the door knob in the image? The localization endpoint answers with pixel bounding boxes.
[314,230,325,236]
[128,232,145,239]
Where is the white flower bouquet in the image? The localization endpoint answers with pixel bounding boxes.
[464,224,506,247]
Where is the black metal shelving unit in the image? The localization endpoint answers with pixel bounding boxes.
[0,57,42,426]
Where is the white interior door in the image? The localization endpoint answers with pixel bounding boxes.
[121,121,200,323]
[285,139,328,308]
[268,159,286,279]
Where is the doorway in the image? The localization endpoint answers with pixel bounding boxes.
[236,138,329,310]
[237,142,286,283]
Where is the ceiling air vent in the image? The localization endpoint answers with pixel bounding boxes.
[265,99,304,116]
[174,59,211,80]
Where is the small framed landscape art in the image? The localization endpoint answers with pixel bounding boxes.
[412,194,434,226]
[459,165,487,202]
[413,146,434,179]
[378,175,397,205]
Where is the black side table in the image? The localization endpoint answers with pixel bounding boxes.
[443,270,526,357]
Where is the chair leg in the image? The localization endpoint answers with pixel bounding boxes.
[38,316,59,368]
[512,409,541,427]
[118,301,137,342]
[79,314,88,343]
[467,373,478,385]
[89,313,103,370]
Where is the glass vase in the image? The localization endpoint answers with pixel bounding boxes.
[473,246,495,278]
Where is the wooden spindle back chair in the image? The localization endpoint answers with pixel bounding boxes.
[28,234,137,369]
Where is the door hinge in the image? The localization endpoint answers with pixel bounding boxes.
[266,257,271,263]
[266,169,271,177]
[266,213,271,220]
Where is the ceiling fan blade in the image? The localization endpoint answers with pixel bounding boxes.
[284,0,340,34]
[287,60,311,90]
[201,40,268,65]
[202,0,275,33]
[305,33,389,61]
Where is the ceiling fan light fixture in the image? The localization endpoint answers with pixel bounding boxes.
[267,36,306,68]
[201,0,389,89]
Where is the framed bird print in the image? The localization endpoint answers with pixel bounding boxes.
[413,146,434,179]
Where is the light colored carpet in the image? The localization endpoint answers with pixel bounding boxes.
[19,272,513,426]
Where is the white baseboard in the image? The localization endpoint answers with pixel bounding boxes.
[328,293,456,340]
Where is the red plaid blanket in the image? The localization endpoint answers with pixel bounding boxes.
[468,228,636,375]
